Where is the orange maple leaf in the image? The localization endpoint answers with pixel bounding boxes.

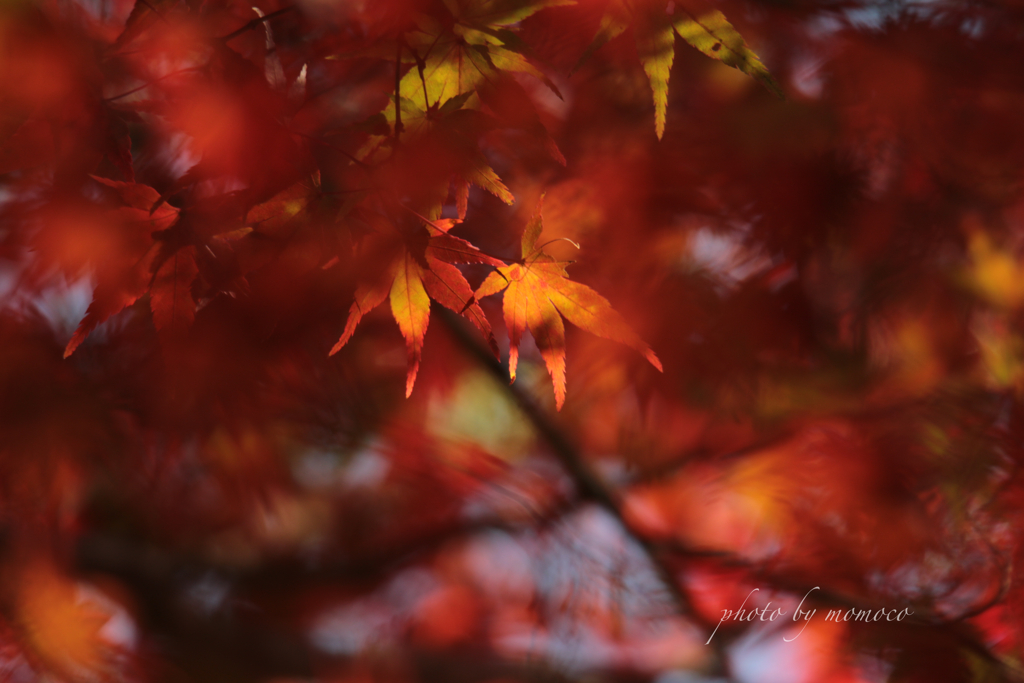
[474,200,662,409]
[330,220,501,396]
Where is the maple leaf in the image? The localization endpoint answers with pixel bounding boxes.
[330,218,502,396]
[573,2,782,138]
[398,4,564,114]
[64,177,182,358]
[349,0,571,219]
[636,13,675,140]
[671,9,783,99]
[474,200,662,409]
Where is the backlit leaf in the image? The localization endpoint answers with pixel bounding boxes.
[64,180,181,358]
[390,250,431,397]
[331,224,502,392]
[574,2,781,136]
[330,272,395,355]
[636,19,675,139]
[672,9,783,99]
[475,200,662,409]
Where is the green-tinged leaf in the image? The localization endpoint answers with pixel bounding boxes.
[394,11,562,117]
[636,20,675,139]
[573,3,781,135]
[486,43,548,82]
[400,19,485,113]
[438,90,478,116]
[465,162,515,205]
[672,9,783,99]
[571,5,629,75]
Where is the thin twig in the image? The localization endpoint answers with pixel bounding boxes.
[105,66,202,102]
[221,6,295,43]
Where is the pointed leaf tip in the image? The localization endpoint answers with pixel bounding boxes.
[478,205,661,405]
[636,21,675,139]
[405,362,420,398]
[332,275,393,356]
[390,252,430,397]
[63,334,84,359]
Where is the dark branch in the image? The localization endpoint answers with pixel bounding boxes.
[435,308,732,678]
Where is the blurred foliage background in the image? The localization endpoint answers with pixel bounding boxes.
[3,0,1024,682]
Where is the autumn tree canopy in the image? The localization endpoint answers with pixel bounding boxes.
[2,0,1024,681]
